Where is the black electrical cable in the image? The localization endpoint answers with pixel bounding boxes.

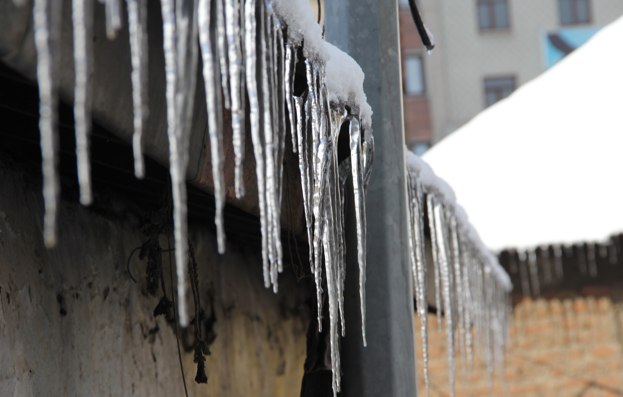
[317,0,321,24]
[407,0,435,51]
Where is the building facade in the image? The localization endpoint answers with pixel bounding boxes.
[399,0,623,149]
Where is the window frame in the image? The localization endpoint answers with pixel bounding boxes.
[403,53,426,97]
[477,0,511,31]
[483,76,516,108]
[559,0,591,26]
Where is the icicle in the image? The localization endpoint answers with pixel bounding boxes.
[338,157,351,337]
[348,112,367,346]
[426,194,443,331]
[508,249,518,274]
[540,245,552,284]
[329,105,347,338]
[587,242,598,277]
[598,243,608,259]
[127,0,149,179]
[225,0,246,197]
[160,0,199,327]
[608,241,618,265]
[105,0,122,39]
[244,0,270,288]
[72,0,94,205]
[460,239,474,376]
[272,11,287,278]
[450,216,466,380]
[527,250,540,297]
[307,60,327,330]
[216,0,231,109]
[564,244,574,258]
[323,221,340,397]
[553,244,564,278]
[578,244,588,275]
[285,44,297,152]
[362,134,374,193]
[260,2,278,291]
[483,267,494,393]
[413,178,430,396]
[433,201,455,397]
[34,0,63,248]
[198,0,226,256]
[295,94,314,267]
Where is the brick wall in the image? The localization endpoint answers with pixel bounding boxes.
[415,297,623,396]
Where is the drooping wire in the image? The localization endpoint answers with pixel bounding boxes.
[317,0,321,24]
[407,0,435,51]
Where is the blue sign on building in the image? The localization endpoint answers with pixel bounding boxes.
[543,26,602,68]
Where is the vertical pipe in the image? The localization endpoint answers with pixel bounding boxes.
[326,1,418,396]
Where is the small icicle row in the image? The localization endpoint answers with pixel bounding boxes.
[406,156,512,397]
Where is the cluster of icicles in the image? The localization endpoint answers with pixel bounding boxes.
[23,0,373,394]
[505,237,621,298]
[405,151,511,397]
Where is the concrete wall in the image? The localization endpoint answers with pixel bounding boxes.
[0,162,309,396]
[419,0,623,142]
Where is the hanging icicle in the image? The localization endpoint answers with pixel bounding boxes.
[127,0,149,179]
[72,0,94,205]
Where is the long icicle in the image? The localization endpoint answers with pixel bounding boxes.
[225,0,246,198]
[244,0,270,288]
[348,113,367,346]
[450,216,466,380]
[413,177,430,396]
[307,60,326,330]
[127,0,149,179]
[72,0,94,205]
[199,0,227,255]
[34,0,63,248]
[434,201,455,397]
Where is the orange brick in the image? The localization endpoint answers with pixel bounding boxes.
[561,378,589,390]
[509,384,539,395]
[592,345,616,358]
[574,298,588,313]
[596,376,623,388]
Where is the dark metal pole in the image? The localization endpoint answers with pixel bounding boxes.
[325,1,418,396]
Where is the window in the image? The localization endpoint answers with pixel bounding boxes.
[559,0,590,25]
[399,0,410,8]
[404,55,425,96]
[484,77,515,107]
[477,0,509,30]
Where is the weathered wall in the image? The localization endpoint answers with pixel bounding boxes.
[0,163,309,396]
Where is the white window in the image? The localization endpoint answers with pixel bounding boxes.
[404,55,425,96]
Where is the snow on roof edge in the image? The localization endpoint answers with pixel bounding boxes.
[405,149,512,291]
[272,0,373,130]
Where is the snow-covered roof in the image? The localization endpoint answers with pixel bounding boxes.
[423,15,623,252]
